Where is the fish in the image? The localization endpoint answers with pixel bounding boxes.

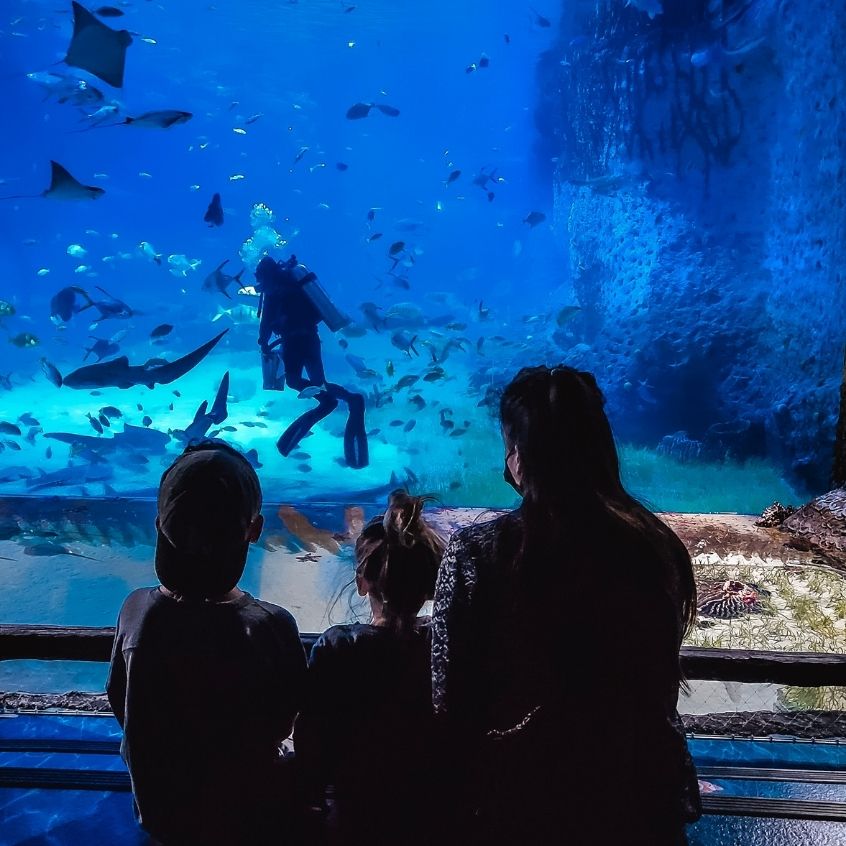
[25,542,97,560]
[10,333,38,348]
[99,406,122,419]
[98,412,110,427]
[84,337,120,362]
[142,415,152,426]
[556,305,582,326]
[172,372,229,446]
[49,286,94,325]
[26,71,105,108]
[0,301,15,317]
[0,422,21,436]
[345,102,401,119]
[40,359,63,387]
[523,211,547,227]
[472,167,499,191]
[64,1,132,88]
[390,330,419,357]
[150,323,174,339]
[0,161,104,202]
[408,394,426,411]
[204,192,224,227]
[87,412,103,434]
[168,254,202,277]
[368,232,383,242]
[444,170,461,185]
[297,464,312,473]
[62,331,228,390]
[67,244,87,257]
[345,354,382,381]
[423,367,446,382]
[403,420,416,432]
[530,6,552,27]
[202,260,245,299]
[298,386,325,399]
[120,110,193,128]
[88,286,134,327]
[698,780,723,795]
[278,505,341,554]
[94,6,124,17]
[213,300,258,324]
[395,375,419,390]
[336,162,349,171]
[18,413,40,426]
[245,113,263,124]
[138,241,162,265]
[388,241,405,256]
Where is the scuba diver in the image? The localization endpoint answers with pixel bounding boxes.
[255,255,369,469]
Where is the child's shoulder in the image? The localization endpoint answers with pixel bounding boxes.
[242,594,300,631]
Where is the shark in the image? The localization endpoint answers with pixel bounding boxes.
[60,330,227,389]
[172,371,230,446]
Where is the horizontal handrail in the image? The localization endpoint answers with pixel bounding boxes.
[1,625,845,686]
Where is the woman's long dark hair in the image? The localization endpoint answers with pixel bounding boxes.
[500,366,697,641]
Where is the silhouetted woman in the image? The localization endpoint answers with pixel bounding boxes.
[431,366,701,845]
[295,491,445,846]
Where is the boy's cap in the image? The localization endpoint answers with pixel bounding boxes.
[155,444,262,597]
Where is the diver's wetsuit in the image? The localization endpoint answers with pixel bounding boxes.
[257,258,368,469]
[258,276,325,390]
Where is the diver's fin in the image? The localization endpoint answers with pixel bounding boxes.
[343,392,369,469]
[276,395,339,457]
[208,371,229,424]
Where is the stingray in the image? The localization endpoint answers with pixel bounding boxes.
[64,1,133,88]
[60,330,228,389]
[0,161,104,201]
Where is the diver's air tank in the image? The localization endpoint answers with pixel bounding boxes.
[290,264,350,333]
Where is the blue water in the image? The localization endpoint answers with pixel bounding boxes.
[0,0,840,511]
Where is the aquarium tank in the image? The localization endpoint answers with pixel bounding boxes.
[0,0,844,637]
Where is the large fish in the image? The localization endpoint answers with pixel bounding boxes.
[61,331,227,389]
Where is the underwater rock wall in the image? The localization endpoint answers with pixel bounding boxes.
[542,0,846,495]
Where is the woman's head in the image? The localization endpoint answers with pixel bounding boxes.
[500,365,622,513]
[498,365,697,643]
[354,490,445,628]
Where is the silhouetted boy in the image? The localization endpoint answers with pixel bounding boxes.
[107,441,306,845]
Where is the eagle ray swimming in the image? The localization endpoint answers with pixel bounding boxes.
[60,330,228,389]
[63,1,133,88]
[0,162,104,201]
